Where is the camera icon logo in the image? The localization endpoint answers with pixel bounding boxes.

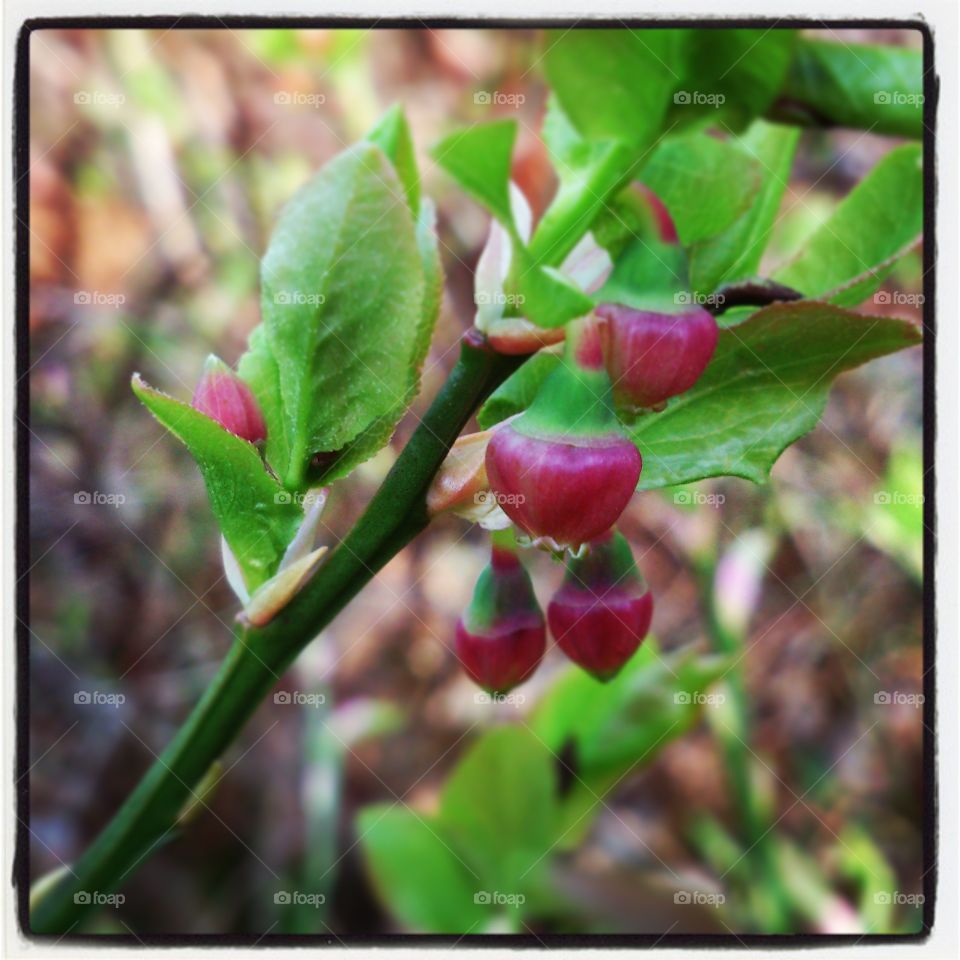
[274,91,292,105]
[74,291,92,305]
[73,891,92,904]
[74,691,92,704]
[474,91,492,105]
[274,891,292,904]
[74,91,92,105]
[274,691,292,705]
[673,91,691,105]
[474,891,491,904]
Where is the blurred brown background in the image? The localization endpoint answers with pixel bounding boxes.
[26,26,925,936]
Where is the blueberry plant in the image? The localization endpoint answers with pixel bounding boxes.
[31,28,925,935]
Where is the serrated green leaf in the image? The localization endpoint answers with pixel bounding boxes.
[774,144,923,307]
[430,120,517,226]
[260,142,425,489]
[543,29,683,148]
[366,103,420,216]
[438,727,558,890]
[313,198,443,485]
[628,301,922,490]
[357,806,490,933]
[131,374,302,590]
[689,121,800,294]
[781,38,924,139]
[640,133,762,245]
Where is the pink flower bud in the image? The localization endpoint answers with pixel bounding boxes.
[456,543,546,694]
[597,303,718,410]
[485,318,642,550]
[547,529,653,681]
[191,356,267,444]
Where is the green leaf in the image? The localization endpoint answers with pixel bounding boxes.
[627,301,922,490]
[366,103,420,217]
[309,198,443,486]
[477,351,561,430]
[543,29,683,148]
[438,727,558,889]
[671,29,797,130]
[640,133,762,245]
[260,142,425,489]
[533,641,730,775]
[511,246,596,328]
[780,38,924,139]
[237,325,289,484]
[774,144,923,307]
[131,374,302,590]
[689,121,800,294]
[430,120,517,226]
[529,138,635,267]
[357,806,490,933]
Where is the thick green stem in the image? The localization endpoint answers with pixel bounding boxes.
[32,332,522,935]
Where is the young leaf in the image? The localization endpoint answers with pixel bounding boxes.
[237,325,289,484]
[528,138,635,267]
[779,38,924,139]
[689,121,800,294]
[131,374,302,591]
[593,237,692,313]
[366,103,420,217]
[640,133,762,245]
[773,144,923,307]
[260,142,425,489]
[312,198,444,485]
[627,301,922,490]
[437,727,558,890]
[357,806,490,933]
[430,120,517,227]
[671,29,797,130]
[511,246,595,328]
[543,29,682,148]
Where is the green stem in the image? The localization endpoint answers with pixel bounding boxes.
[32,332,522,935]
[696,554,793,933]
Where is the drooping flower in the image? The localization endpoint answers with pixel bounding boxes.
[485,317,642,551]
[456,536,546,693]
[597,303,718,411]
[547,529,653,681]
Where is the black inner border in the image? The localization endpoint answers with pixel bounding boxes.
[13,15,938,948]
